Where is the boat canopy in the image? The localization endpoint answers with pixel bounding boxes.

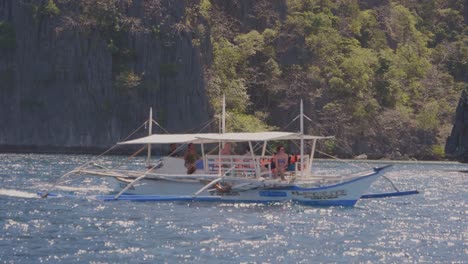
[118,132,333,145]
[118,133,220,145]
[195,132,333,142]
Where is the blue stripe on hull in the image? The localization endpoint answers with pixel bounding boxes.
[295,199,357,207]
[97,195,358,207]
[39,192,358,206]
[360,190,419,199]
[38,192,360,207]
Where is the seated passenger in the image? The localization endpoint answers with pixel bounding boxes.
[220,142,233,155]
[184,143,199,174]
[242,146,253,168]
[269,153,276,171]
[167,143,180,157]
[219,142,235,169]
[243,146,251,156]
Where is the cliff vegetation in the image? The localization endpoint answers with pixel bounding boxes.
[0,0,466,159]
[201,0,467,159]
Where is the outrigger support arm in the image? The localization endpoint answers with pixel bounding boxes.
[192,165,236,198]
[114,173,147,200]
[193,177,224,197]
[40,170,77,198]
[113,161,162,200]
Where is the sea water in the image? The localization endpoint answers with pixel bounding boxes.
[0,154,465,263]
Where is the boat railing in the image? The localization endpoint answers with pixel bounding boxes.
[293,155,310,179]
[205,155,260,177]
[205,154,310,179]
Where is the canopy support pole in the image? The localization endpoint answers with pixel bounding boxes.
[307,139,317,177]
[261,141,267,157]
[201,142,206,173]
[218,141,222,176]
[248,141,260,178]
[300,99,304,178]
[146,107,153,166]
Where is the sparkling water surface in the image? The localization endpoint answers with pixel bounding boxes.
[0,154,466,263]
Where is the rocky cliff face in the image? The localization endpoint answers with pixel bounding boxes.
[445,90,468,162]
[0,0,211,152]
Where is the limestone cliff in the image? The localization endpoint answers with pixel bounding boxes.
[445,90,468,162]
[0,0,211,152]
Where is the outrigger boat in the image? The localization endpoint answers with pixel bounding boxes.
[40,99,418,206]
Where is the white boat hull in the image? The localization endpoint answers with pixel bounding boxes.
[110,167,387,206]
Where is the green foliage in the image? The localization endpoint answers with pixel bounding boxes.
[264,58,282,78]
[262,28,278,44]
[416,101,440,131]
[234,30,265,60]
[386,4,428,47]
[321,139,337,154]
[431,8,465,44]
[114,70,142,90]
[43,0,60,17]
[192,24,206,46]
[286,9,337,37]
[351,10,387,50]
[199,0,212,19]
[106,39,119,54]
[208,38,249,112]
[441,36,468,82]
[0,22,15,50]
[201,0,466,159]
[432,144,445,159]
[228,111,275,132]
[340,47,378,95]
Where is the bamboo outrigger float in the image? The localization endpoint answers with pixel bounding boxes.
[40,99,418,206]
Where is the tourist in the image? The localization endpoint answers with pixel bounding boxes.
[167,143,180,157]
[184,143,199,174]
[275,146,288,180]
[220,142,233,155]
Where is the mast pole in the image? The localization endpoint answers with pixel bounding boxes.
[222,94,226,134]
[219,94,226,175]
[300,100,305,177]
[146,107,153,166]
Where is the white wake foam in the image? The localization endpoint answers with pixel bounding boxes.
[53,185,113,193]
[0,188,38,198]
